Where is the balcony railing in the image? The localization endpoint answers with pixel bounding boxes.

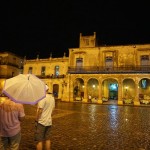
[36,74,65,79]
[0,74,66,79]
[68,66,150,74]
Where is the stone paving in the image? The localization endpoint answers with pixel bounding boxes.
[19,102,150,150]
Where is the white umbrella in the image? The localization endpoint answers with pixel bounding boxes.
[2,74,46,105]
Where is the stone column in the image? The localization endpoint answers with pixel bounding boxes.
[118,80,123,105]
[61,81,67,101]
[97,80,102,104]
[134,79,140,106]
[69,79,74,102]
[83,80,88,102]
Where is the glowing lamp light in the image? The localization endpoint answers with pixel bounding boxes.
[125,86,128,91]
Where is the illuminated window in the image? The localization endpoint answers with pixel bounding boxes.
[140,79,147,89]
[55,66,59,76]
[109,84,118,91]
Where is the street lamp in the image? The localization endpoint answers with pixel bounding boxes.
[125,86,128,92]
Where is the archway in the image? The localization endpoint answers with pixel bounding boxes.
[73,78,84,101]
[102,78,118,102]
[87,78,99,102]
[53,84,59,98]
[123,79,135,104]
[139,78,150,104]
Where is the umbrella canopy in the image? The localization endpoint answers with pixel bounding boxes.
[2,74,46,105]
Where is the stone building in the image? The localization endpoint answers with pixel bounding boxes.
[23,53,69,100]
[68,32,150,105]
[0,51,23,92]
[15,32,150,105]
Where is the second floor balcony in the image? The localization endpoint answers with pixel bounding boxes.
[68,66,150,74]
[36,74,65,79]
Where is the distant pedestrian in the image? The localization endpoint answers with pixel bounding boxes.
[88,95,92,102]
[0,96,25,150]
[34,85,55,150]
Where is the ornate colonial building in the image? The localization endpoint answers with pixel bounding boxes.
[0,52,23,92]
[23,32,150,106]
[23,54,69,100]
[68,32,150,106]
[24,32,150,105]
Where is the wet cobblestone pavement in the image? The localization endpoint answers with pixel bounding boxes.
[20,102,150,150]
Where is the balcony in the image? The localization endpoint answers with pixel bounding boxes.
[68,66,150,74]
[36,74,65,79]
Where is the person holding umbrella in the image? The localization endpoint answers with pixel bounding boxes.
[34,85,55,150]
[1,74,47,149]
[0,94,25,150]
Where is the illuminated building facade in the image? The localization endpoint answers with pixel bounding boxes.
[23,54,69,100]
[68,32,150,105]
[2,33,150,106]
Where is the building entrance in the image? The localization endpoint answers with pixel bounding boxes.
[109,83,118,100]
[53,84,59,98]
[102,79,118,103]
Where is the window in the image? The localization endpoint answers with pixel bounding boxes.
[141,55,149,60]
[105,56,113,68]
[28,67,33,74]
[55,66,59,76]
[84,39,89,45]
[140,79,147,89]
[141,55,149,66]
[41,66,46,76]
[76,58,83,68]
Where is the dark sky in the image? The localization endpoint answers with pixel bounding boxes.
[0,1,149,59]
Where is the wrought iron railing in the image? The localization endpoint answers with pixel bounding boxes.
[0,74,66,79]
[36,74,65,79]
[68,66,150,74]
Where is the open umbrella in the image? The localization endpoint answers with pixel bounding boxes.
[2,74,46,105]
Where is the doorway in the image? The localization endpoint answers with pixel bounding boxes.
[53,84,59,98]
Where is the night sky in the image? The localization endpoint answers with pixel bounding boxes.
[0,1,149,59]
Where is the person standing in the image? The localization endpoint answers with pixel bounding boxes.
[0,96,25,150]
[88,95,92,102]
[35,85,55,150]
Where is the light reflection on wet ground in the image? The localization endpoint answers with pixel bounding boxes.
[20,102,150,150]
